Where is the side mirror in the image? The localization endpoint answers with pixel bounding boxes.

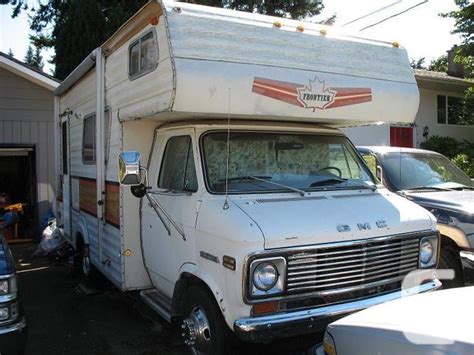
[376,165,384,185]
[118,151,142,185]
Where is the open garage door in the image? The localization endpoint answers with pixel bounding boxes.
[0,146,37,239]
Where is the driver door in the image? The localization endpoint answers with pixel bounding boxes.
[140,129,199,298]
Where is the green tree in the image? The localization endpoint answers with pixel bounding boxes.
[428,55,448,72]
[410,57,426,69]
[443,1,473,75]
[7,48,14,57]
[23,44,44,70]
[2,0,324,79]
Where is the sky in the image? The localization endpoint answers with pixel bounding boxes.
[0,0,464,76]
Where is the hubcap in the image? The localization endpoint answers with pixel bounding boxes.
[181,307,211,354]
[82,247,90,276]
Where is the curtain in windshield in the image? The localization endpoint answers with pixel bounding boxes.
[202,132,374,193]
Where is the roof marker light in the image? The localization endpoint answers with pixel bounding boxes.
[273,21,282,28]
[150,16,159,26]
[320,29,327,36]
[392,41,400,48]
[297,25,304,32]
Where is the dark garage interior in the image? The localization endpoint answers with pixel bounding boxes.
[0,146,37,240]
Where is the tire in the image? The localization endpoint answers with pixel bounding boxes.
[78,243,100,282]
[438,249,464,288]
[181,285,235,355]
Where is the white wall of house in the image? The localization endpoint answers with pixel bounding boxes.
[0,67,55,220]
[342,123,391,147]
[415,87,474,147]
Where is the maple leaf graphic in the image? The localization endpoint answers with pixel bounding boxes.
[297,76,337,111]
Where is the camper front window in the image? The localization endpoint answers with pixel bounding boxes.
[128,29,158,79]
[201,132,376,194]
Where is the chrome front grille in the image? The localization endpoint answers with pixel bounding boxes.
[286,236,420,295]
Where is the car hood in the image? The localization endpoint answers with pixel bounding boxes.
[404,190,474,215]
[328,286,474,347]
[234,188,436,249]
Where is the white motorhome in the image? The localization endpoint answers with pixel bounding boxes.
[54,1,442,353]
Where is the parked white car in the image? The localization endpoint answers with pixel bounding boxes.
[320,286,474,355]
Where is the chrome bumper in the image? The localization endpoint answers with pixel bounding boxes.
[0,317,27,335]
[234,280,441,342]
[460,250,474,286]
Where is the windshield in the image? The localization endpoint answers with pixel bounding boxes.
[201,132,375,194]
[381,152,472,191]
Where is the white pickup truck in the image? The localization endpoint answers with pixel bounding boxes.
[54,1,441,353]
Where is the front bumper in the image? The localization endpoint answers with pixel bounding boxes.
[234,279,441,343]
[0,317,27,354]
[460,250,474,286]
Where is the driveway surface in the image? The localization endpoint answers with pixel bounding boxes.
[12,244,321,355]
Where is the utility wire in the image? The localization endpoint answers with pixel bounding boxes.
[343,1,402,27]
[359,0,429,32]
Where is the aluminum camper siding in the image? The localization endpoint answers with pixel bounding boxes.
[105,19,174,121]
[58,69,125,289]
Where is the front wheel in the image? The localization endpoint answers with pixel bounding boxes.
[180,286,234,355]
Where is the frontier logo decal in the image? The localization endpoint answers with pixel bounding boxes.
[297,77,336,110]
[252,76,372,111]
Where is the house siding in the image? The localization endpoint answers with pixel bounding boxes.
[0,67,55,219]
[415,87,474,146]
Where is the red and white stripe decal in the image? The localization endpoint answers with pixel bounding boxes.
[252,77,372,109]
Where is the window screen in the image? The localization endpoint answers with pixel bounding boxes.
[158,136,198,192]
[129,42,140,77]
[82,114,96,164]
[129,30,158,79]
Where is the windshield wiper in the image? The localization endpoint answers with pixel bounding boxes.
[404,186,452,192]
[222,175,306,196]
[448,185,474,191]
[309,177,347,187]
[308,178,376,191]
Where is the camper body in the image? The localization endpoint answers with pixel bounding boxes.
[54,1,441,352]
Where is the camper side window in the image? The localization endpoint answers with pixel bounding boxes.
[82,110,112,165]
[128,29,158,80]
[82,114,96,164]
[158,136,198,192]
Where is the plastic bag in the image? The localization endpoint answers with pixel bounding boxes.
[34,219,68,257]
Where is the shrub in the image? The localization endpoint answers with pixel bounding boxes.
[420,135,474,177]
[452,153,474,177]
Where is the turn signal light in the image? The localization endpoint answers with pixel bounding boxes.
[253,301,279,315]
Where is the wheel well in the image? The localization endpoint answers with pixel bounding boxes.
[171,273,215,318]
[440,234,461,254]
[75,232,84,251]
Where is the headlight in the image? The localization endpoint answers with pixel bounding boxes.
[0,276,18,295]
[0,280,8,294]
[419,236,439,268]
[249,257,286,298]
[253,262,278,291]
